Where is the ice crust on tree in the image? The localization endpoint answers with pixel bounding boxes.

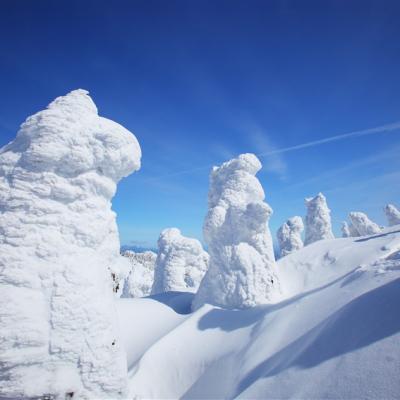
[349,212,381,236]
[122,250,157,297]
[151,228,209,294]
[341,221,351,238]
[277,216,304,257]
[384,204,400,227]
[0,89,141,398]
[192,153,280,310]
[304,192,334,245]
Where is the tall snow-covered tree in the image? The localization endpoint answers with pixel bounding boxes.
[192,153,281,310]
[277,216,304,257]
[0,90,141,399]
[304,192,334,245]
[349,212,381,236]
[384,204,400,227]
[151,228,209,294]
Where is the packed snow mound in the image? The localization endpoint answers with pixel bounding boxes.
[123,225,400,400]
[193,153,280,310]
[349,211,381,236]
[122,250,157,298]
[0,89,141,399]
[304,192,334,245]
[277,216,304,257]
[151,228,209,294]
[385,204,400,226]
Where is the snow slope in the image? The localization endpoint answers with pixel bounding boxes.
[119,225,400,399]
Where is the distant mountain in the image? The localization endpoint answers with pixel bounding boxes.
[120,244,157,254]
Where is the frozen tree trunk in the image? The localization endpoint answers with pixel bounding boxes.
[0,90,141,399]
[192,153,281,310]
[384,204,400,226]
[277,216,304,257]
[151,228,209,294]
[304,193,334,245]
[349,212,381,236]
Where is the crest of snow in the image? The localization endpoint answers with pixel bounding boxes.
[151,228,209,294]
[384,204,400,227]
[304,192,334,245]
[192,153,280,310]
[122,250,157,298]
[277,216,304,257]
[349,211,381,236]
[0,89,141,399]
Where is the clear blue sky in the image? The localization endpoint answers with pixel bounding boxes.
[1,0,400,248]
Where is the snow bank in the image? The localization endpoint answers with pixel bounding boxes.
[349,211,381,236]
[304,192,334,245]
[0,89,141,399]
[193,154,280,310]
[151,228,209,294]
[277,216,304,257]
[384,204,400,227]
[122,250,157,298]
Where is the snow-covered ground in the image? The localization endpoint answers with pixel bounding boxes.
[118,225,400,399]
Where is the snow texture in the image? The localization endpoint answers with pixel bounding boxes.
[122,250,157,298]
[0,89,141,399]
[384,204,400,227]
[277,216,304,257]
[193,153,280,310]
[304,192,334,245]
[151,228,209,294]
[341,221,351,238]
[349,211,382,236]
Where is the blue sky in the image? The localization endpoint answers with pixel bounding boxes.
[1,0,400,248]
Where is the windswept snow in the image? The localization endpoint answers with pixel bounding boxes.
[277,216,304,257]
[193,154,280,310]
[349,211,381,236]
[151,228,208,294]
[0,89,141,399]
[304,192,334,245]
[385,204,400,227]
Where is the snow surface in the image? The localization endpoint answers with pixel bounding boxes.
[277,216,304,257]
[193,154,280,310]
[304,192,334,245]
[0,89,141,399]
[349,211,382,236]
[151,228,209,294]
[385,204,400,226]
[121,225,400,399]
[122,250,157,298]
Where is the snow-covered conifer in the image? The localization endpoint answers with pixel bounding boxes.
[349,212,381,236]
[384,204,400,227]
[0,90,141,398]
[192,153,280,310]
[341,221,351,238]
[277,216,304,257]
[304,193,334,245]
[151,228,209,294]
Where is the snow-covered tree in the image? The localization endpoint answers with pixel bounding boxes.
[192,153,281,310]
[277,216,304,257]
[384,204,400,226]
[151,228,209,294]
[0,90,141,399]
[304,192,334,245]
[349,212,381,236]
[122,250,157,297]
[341,221,351,238]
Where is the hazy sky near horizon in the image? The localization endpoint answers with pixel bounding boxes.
[1,0,400,247]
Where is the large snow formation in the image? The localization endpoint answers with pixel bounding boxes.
[151,228,209,294]
[122,250,157,298]
[277,216,304,257]
[384,204,400,227]
[349,211,381,236]
[0,89,141,398]
[193,153,280,310]
[304,192,334,245]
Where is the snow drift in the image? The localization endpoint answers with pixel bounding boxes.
[277,216,304,257]
[304,192,334,245]
[193,153,280,310]
[0,89,141,398]
[151,228,209,294]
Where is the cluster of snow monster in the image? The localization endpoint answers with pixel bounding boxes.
[0,90,398,399]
